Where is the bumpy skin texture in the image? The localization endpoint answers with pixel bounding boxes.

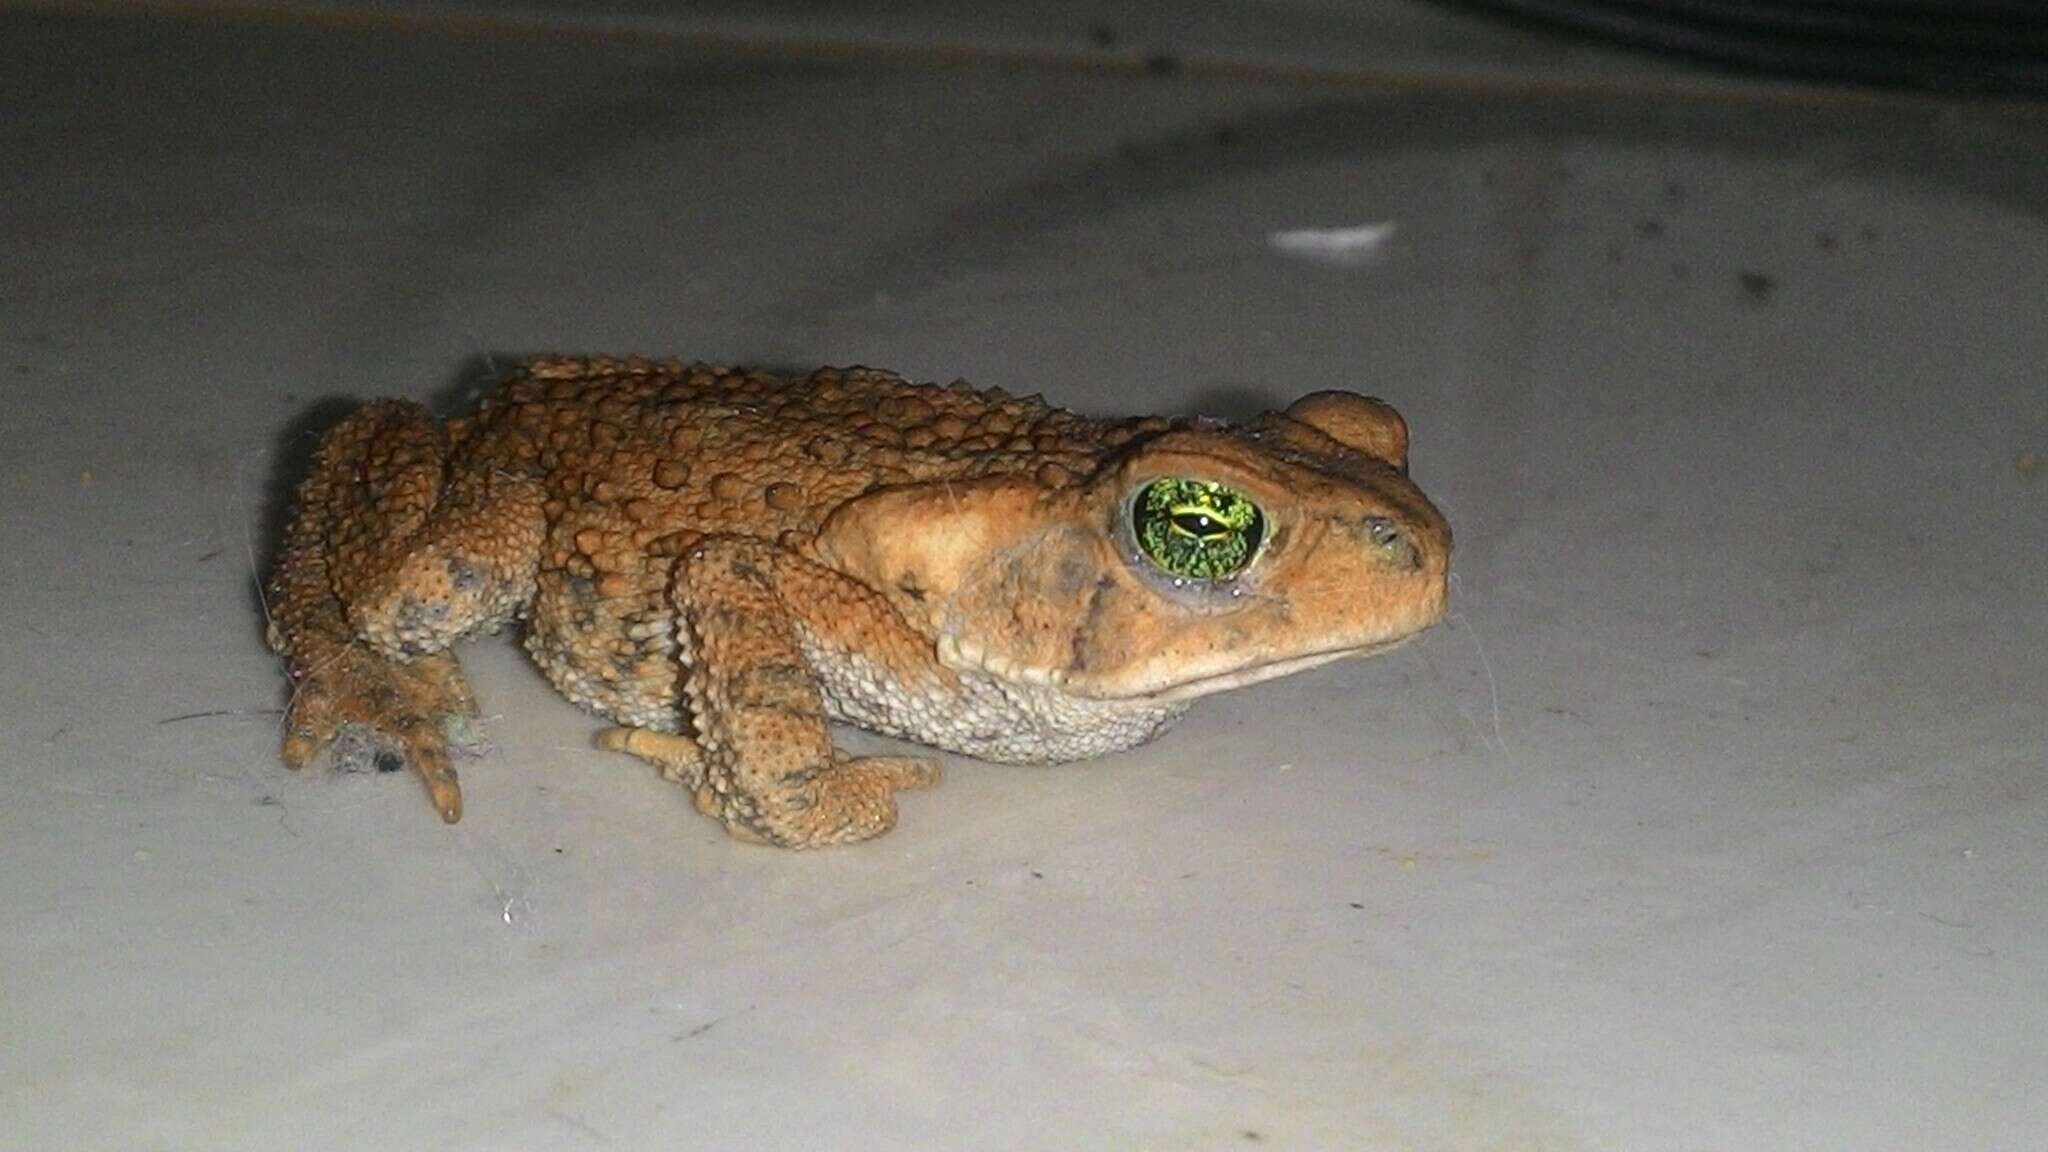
[267,358,1452,847]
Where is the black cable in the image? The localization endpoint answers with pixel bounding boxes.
[1437,0,2048,95]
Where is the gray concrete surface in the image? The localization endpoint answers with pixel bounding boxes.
[3,4,2045,1149]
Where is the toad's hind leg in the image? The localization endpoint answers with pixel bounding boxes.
[646,536,939,848]
[267,400,544,822]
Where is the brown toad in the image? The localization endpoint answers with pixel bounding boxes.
[266,358,1450,847]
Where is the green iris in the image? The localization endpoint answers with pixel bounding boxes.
[1132,478,1266,582]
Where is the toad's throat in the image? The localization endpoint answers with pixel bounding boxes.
[934,633,1417,705]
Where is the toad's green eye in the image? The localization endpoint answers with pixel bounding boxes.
[1131,478,1266,582]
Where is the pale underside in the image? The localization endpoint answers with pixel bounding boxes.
[522,590,1412,764]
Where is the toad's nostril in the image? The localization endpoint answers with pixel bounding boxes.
[1359,516,1422,571]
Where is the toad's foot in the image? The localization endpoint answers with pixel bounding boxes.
[595,727,702,784]
[711,751,941,848]
[597,726,938,843]
[281,647,485,822]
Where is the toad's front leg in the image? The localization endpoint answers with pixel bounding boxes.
[611,536,940,848]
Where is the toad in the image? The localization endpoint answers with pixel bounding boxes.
[266,359,1450,847]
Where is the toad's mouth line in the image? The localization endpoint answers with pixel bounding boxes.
[934,633,1419,704]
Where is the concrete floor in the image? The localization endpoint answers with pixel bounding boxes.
[4,3,2045,1149]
